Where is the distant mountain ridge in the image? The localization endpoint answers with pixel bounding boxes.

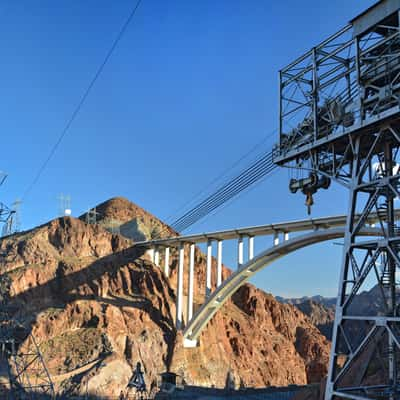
[277,285,395,341]
[276,296,336,340]
[276,295,336,309]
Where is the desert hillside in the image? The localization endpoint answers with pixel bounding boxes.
[0,197,330,397]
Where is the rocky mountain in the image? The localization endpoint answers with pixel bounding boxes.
[277,296,336,340]
[276,295,336,309]
[278,284,397,342]
[0,197,331,397]
[80,197,177,241]
[294,300,335,340]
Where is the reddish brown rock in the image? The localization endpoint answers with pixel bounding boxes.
[0,198,331,397]
[294,300,335,340]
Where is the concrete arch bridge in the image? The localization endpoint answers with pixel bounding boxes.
[136,211,398,347]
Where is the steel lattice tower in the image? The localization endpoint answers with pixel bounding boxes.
[0,178,54,398]
[274,1,400,398]
[0,275,55,399]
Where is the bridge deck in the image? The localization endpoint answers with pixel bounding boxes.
[135,210,400,247]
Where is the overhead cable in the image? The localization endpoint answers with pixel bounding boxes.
[171,149,277,232]
[22,0,143,200]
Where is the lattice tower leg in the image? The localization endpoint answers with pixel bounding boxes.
[325,128,400,399]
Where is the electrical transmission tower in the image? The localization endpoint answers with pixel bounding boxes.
[57,193,71,217]
[0,275,54,399]
[2,200,22,237]
[274,1,400,398]
[0,205,16,238]
[0,177,19,238]
[10,200,21,234]
[0,178,54,398]
[86,207,98,225]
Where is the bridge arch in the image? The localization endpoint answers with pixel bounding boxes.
[183,226,379,344]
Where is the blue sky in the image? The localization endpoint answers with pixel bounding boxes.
[0,0,377,297]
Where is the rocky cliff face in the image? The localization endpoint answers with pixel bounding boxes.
[293,300,335,340]
[0,197,330,397]
[80,197,176,241]
[278,285,398,342]
[277,296,336,340]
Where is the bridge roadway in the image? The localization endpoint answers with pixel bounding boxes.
[135,210,399,347]
[135,211,393,247]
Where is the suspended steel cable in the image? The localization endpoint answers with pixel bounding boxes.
[171,152,274,230]
[21,0,143,201]
[172,162,277,232]
[173,162,277,231]
[189,166,280,232]
[171,149,277,232]
[164,130,277,225]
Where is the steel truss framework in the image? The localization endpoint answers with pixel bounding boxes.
[321,123,400,400]
[0,276,54,399]
[1,333,55,399]
[12,336,54,398]
[274,2,400,399]
[277,10,400,164]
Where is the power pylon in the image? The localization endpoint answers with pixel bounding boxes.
[0,276,54,399]
[57,194,71,217]
[2,200,22,237]
[86,207,98,225]
[274,1,400,398]
[0,180,54,398]
[0,175,18,238]
[10,200,21,233]
[0,206,16,238]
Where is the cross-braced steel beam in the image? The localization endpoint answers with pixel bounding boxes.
[274,2,400,398]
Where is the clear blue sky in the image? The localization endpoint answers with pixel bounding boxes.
[0,0,377,297]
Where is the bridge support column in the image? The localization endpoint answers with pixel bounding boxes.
[183,337,198,348]
[176,243,185,330]
[238,236,244,267]
[248,236,254,260]
[206,240,212,297]
[154,247,160,267]
[284,232,289,241]
[148,248,155,262]
[187,243,195,321]
[164,247,170,277]
[273,232,279,246]
[217,240,223,287]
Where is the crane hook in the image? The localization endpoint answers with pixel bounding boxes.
[305,191,314,215]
